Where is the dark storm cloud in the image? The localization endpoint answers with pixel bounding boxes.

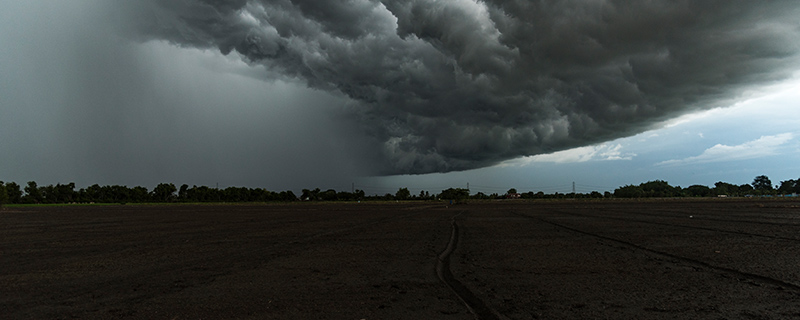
[123,0,800,174]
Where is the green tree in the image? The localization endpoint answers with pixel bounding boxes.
[640,180,680,197]
[752,175,773,192]
[439,188,470,202]
[778,179,800,194]
[713,181,739,196]
[614,185,644,198]
[319,189,338,201]
[23,181,42,204]
[280,190,298,201]
[471,192,490,200]
[53,183,76,203]
[739,184,754,195]
[0,182,8,207]
[395,187,411,200]
[507,188,518,194]
[178,184,189,201]
[301,188,321,201]
[685,185,713,197]
[151,183,177,202]
[5,182,22,204]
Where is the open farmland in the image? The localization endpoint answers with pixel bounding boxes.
[2,200,800,319]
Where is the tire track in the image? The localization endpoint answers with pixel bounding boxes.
[510,211,800,294]
[550,208,800,242]
[594,206,800,227]
[436,211,509,320]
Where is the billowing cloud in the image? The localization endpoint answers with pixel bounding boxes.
[657,133,796,166]
[503,143,634,166]
[118,0,800,174]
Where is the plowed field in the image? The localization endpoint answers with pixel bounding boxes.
[2,199,799,319]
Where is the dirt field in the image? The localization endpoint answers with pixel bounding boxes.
[2,199,800,319]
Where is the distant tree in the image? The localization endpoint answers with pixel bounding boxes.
[188,185,216,202]
[333,191,353,201]
[301,188,321,201]
[280,190,298,201]
[685,185,713,197]
[395,187,411,200]
[23,181,42,204]
[319,189,338,201]
[45,183,76,203]
[614,185,644,198]
[5,182,21,204]
[178,184,189,201]
[778,178,800,194]
[713,181,738,196]
[439,188,470,202]
[223,186,250,202]
[151,183,177,202]
[0,182,8,207]
[507,188,518,194]
[752,175,773,192]
[640,180,680,197]
[471,192,490,200]
[105,185,130,203]
[129,186,148,202]
[83,184,100,202]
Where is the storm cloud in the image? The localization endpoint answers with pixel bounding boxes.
[122,0,800,175]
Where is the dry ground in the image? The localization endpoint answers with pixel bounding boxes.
[2,199,799,319]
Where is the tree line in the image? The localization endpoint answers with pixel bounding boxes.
[0,182,298,205]
[612,175,800,198]
[1,174,798,205]
[0,182,437,205]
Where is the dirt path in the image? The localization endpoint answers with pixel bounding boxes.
[436,211,508,320]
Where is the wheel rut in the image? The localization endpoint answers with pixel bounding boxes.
[436,211,508,320]
[551,209,800,242]
[596,206,800,227]
[510,211,800,294]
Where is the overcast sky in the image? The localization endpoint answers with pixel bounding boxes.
[1,0,799,195]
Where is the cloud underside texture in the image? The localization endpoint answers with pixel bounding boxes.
[128,0,800,174]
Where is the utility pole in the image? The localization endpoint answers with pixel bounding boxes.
[572,181,576,194]
[352,182,354,193]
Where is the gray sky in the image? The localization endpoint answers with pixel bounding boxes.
[2,0,799,195]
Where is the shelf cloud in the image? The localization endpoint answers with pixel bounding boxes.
[120,0,800,175]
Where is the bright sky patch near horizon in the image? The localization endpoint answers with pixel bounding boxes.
[1,1,799,195]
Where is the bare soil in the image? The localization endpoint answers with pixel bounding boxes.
[2,199,799,319]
